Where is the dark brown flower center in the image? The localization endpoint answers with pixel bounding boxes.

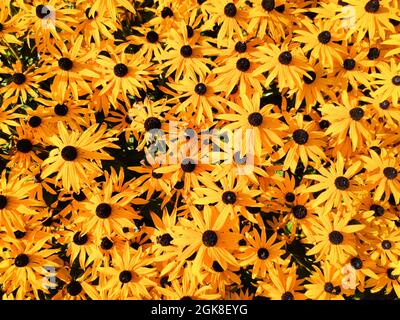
[161,7,173,18]
[349,107,364,121]
[292,205,307,219]
[113,63,128,77]
[350,257,363,269]
[370,204,384,217]
[236,58,250,72]
[222,191,236,204]
[157,233,173,246]
[293,129,309,145]
[329,230,344,245]
[146,31,159,43]
[202,230,218,247]
[379,100,390,110]
[36,5,51,19]
[14,230,25,239]
[324,282,334,293]
[392,76,400,86]
[248,112,263,126]
[13,73,26,85]
[144,117,161,131]
[119,270,133,283]
[367,47,380,60]
[61,146,78,161]
[54,104,68,116]
[318,31,331,44]
[73,232,88,245]
[365,0,380,13]
[257,248,269,260]
[262,0,275,11]
[343,58,356,70]
[278,51,292,65]
[319,120,330,129]
[67,281,82,296]
[181,158,196,172]
[180,45,193,57]
[28,116,42,128]
[224,3,237,17]
[0,195,8,210]
[335,176,350,190]
[285,192,295,202]
[58,57,73,71]
[381,240,392,250]
[96,203,112,219]
[194,83,207,95]
[303,71,317,84]
[383,167,397,180]
[14,254,29,267]
[16,139,33,153]
[235,41,247,53]
[100,237,113,250]
[281,292,294,300]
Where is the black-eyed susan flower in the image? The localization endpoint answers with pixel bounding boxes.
[345,0,398,42]
[252,42,312,91]
[95,49,155,108]
[217,93,287,157]
[0,6,22,54]
[99,244,157,299]
[0,238,61,299]
[60,227,98,269]
[247,0,290,40]
[373,59,400,105]
[201,0,248,48]
[17,0,78,44]
[320,91,372,153]
[41,122,118,192]
[75,6,120,47]
[0,61,40,103]
[361,148,400,204]
[161,23,213,81]
[36,36,99,101]
[304,262,345,300]
[238,216,286,279]
[256,264,305,300]
[75,179,141,240]
[368,226,400,265]
[280,113,326,173]
[172,205,241,276]
[158,264,220,300]
[193,172,261,221]
[293,18,345,71]
[305,152,364,213]
[307,210,365,264]
[0,169,42,232]
[365,263,400,298]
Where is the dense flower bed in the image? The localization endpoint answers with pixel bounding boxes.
[0,0,400,300]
